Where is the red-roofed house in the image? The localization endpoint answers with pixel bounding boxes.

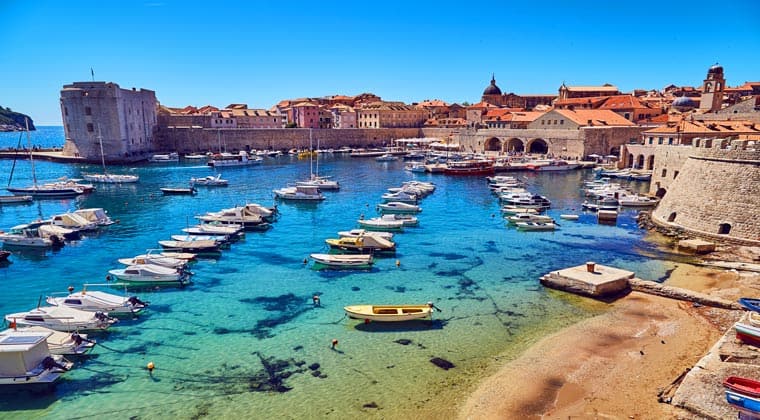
[528,109,635,129]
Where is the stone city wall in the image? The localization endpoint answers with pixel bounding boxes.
[153,127,424,153]
[651,145,760,245]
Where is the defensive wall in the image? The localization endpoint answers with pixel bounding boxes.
[650,139,760,245]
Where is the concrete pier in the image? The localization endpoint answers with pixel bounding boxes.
[540,262,633,298]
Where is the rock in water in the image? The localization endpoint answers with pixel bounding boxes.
[430,357,455,370]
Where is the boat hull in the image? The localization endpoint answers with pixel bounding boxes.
[344,305,433,322]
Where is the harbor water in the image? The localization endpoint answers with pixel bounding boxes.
[0,127,672,419]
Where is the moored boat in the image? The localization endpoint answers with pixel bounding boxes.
[357,216,405,231]
[735,322,760,347]
[515,221,558,231]
[337,229,394,241]
[310,253,374,269]
[444,159,495,175]
[45,287,148,317]
[5,306,116,332]
[506,213,554,225]
[158,239,221,253]
[377,202,422,214]
[273,185,325,201]
[190,174,228,186]
[739,298,760,313]
[207,151,262,167]
[724,376,760,398]
[344,303,434,322]
[0,329,74,386]
[108,263,190,285]
[148,152,179,163]
[12,326,95,356]
[161,187,197,195]
[0,195,33,204]
[325,235,396,254]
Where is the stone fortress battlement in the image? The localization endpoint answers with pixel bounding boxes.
[651,137,760,245]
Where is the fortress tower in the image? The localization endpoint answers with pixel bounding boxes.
[699,64,725,112]
[60,82,158,162]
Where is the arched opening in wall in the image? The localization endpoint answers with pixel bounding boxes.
[718,223,731,235]
[646,155,655,170]
[527,138,548,154]
[636,155,645,169]
[655,187,667,198]
[627,153,634,168]
[484,137,502,152]
[505,138,524,153]
[608,147,619,157]
[667,212,677,222]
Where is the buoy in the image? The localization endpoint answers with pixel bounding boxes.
[105,275,112,281]
[147,362,155,374]
[395,259,400,267]
[312,295,320,306]
[67,286,75,293]
[331,339,338,349]
[303,258,308,264]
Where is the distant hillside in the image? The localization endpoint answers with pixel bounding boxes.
[0,106,36,131]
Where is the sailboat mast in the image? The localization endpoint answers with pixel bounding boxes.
[309,129,314,179]
[315,130,320,178]
[98,125,107,175]
[25,118,38,189]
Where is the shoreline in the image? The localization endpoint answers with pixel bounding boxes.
[457,255,757,419]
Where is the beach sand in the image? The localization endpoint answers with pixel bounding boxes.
[458,262,757,419]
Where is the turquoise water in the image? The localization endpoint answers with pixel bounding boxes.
[0,128,670,419]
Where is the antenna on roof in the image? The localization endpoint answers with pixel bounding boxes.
[90,67,95,81]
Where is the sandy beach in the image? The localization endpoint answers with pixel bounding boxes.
[458,260,758,419]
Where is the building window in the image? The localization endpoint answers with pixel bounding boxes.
[661,169,667,177]
[87,123,94,132]
[85,107,92,116]
[673,170,679,179]
[718,223,731,235]
[560,120,564,125]
[667,212,677,222]
[658,137,663,144]
[64,107,68,116]
[668,138,673,144]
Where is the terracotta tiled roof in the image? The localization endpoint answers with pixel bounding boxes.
[419,99,449,107]
[562,85,619,92]
[554,97,608,107]
[644,119,760,135]
[599,95,653,110]
[293,102,319,108]
[554,109,635,126]
[466,101,498,109]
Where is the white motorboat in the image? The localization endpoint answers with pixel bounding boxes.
[310,253,374,269]
[582,197,619,212]
[515,221,558,231]
[49,212,98,232]
[38,224,78,241]
[357,216,405,231]
[500,205,539,215]
[375,153,397,162]
[380,191,417,204]
[559,214,580,220]
[380,213,418,227]
[0,195,33,204]
[158,239,221,253]
[506,213,554,225]
[207,151,262,167]
[12,326,95,356]
[184,153,209,160]
[337,229,394,241]
[273,185,325,201]
[618,194,659,207]
[118,254,188,269]
[170,234,230,243]
[0,329,73,386]
[144,249,197,261]
[404,163,427,173]
[196,207,268,230]
[325,234,396,254]
[190,174,229,186]
[0,227,56,248]
[46,287,147,317]
[108,263,189,285]
[295,176,340,190]
[5,306,116,332]
[148,152,179,163]
[377,202,422,214]
[182,224,243,237]
[74,208,115,226]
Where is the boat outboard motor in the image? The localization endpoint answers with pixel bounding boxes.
[42,356,69,371]
[94,311,117,324]
[49,235,64,248]
[127,296,149,308]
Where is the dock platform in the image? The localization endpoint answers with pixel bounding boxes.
[540,262,633,298]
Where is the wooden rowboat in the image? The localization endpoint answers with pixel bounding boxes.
[724,376,760,398]
[739,298,760,312]
[310,253,373,269]
[735,322,760,347]
[344,304,433,322]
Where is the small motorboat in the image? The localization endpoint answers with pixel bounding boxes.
[337,229,394,241]
[310,254,374,269]
[0,227,56,248]
[5,306,117,332]
[118,254,188,269]
[182,224,243,237]
[0,195,33,204]
[380,214,418,227]
[357,216,404,231]
[559,214,580,220]
[46,286,148,317]
[295,176,340,191]
[724,376,760,398]
[74,208,115,226]
[273,185,325,201]
[325,235,396,254]
[170,234,231,244]
[506,213,554,225]
[515,221,558,231]
[10,326,95,356]
[108,264,189,285]
[158,239,221,253]
[190,174,228,187]
[0,329,74,386]
[344,303,435,322]
[501,206,539,215]
[404,163,427,173]
[380,191,417,204]
[375,153,397,162]
[377,202,422,214]
[160,187,197,195]
[618,194,659,207]
[148,152,179,163]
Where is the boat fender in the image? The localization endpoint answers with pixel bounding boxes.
[330,339,338,349]
[147,361,155,374]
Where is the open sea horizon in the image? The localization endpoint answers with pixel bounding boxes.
[0,127,679,419]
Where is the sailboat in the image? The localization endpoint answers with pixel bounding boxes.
[6,119,85,198]
[295,129,340,190]
[82,127,139,183]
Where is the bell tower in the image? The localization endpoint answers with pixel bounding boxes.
[699,64,725,112]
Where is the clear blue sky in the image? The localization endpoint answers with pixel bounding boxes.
[1,0,759,125]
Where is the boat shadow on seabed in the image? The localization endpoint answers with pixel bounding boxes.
[351,318,448,332]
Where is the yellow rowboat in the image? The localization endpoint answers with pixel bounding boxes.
[344,304,434,322]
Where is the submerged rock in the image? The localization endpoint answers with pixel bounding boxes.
[430,357,455,370]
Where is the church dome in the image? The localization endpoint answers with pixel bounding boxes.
[483,75,502,96]
[672,96,697,111]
